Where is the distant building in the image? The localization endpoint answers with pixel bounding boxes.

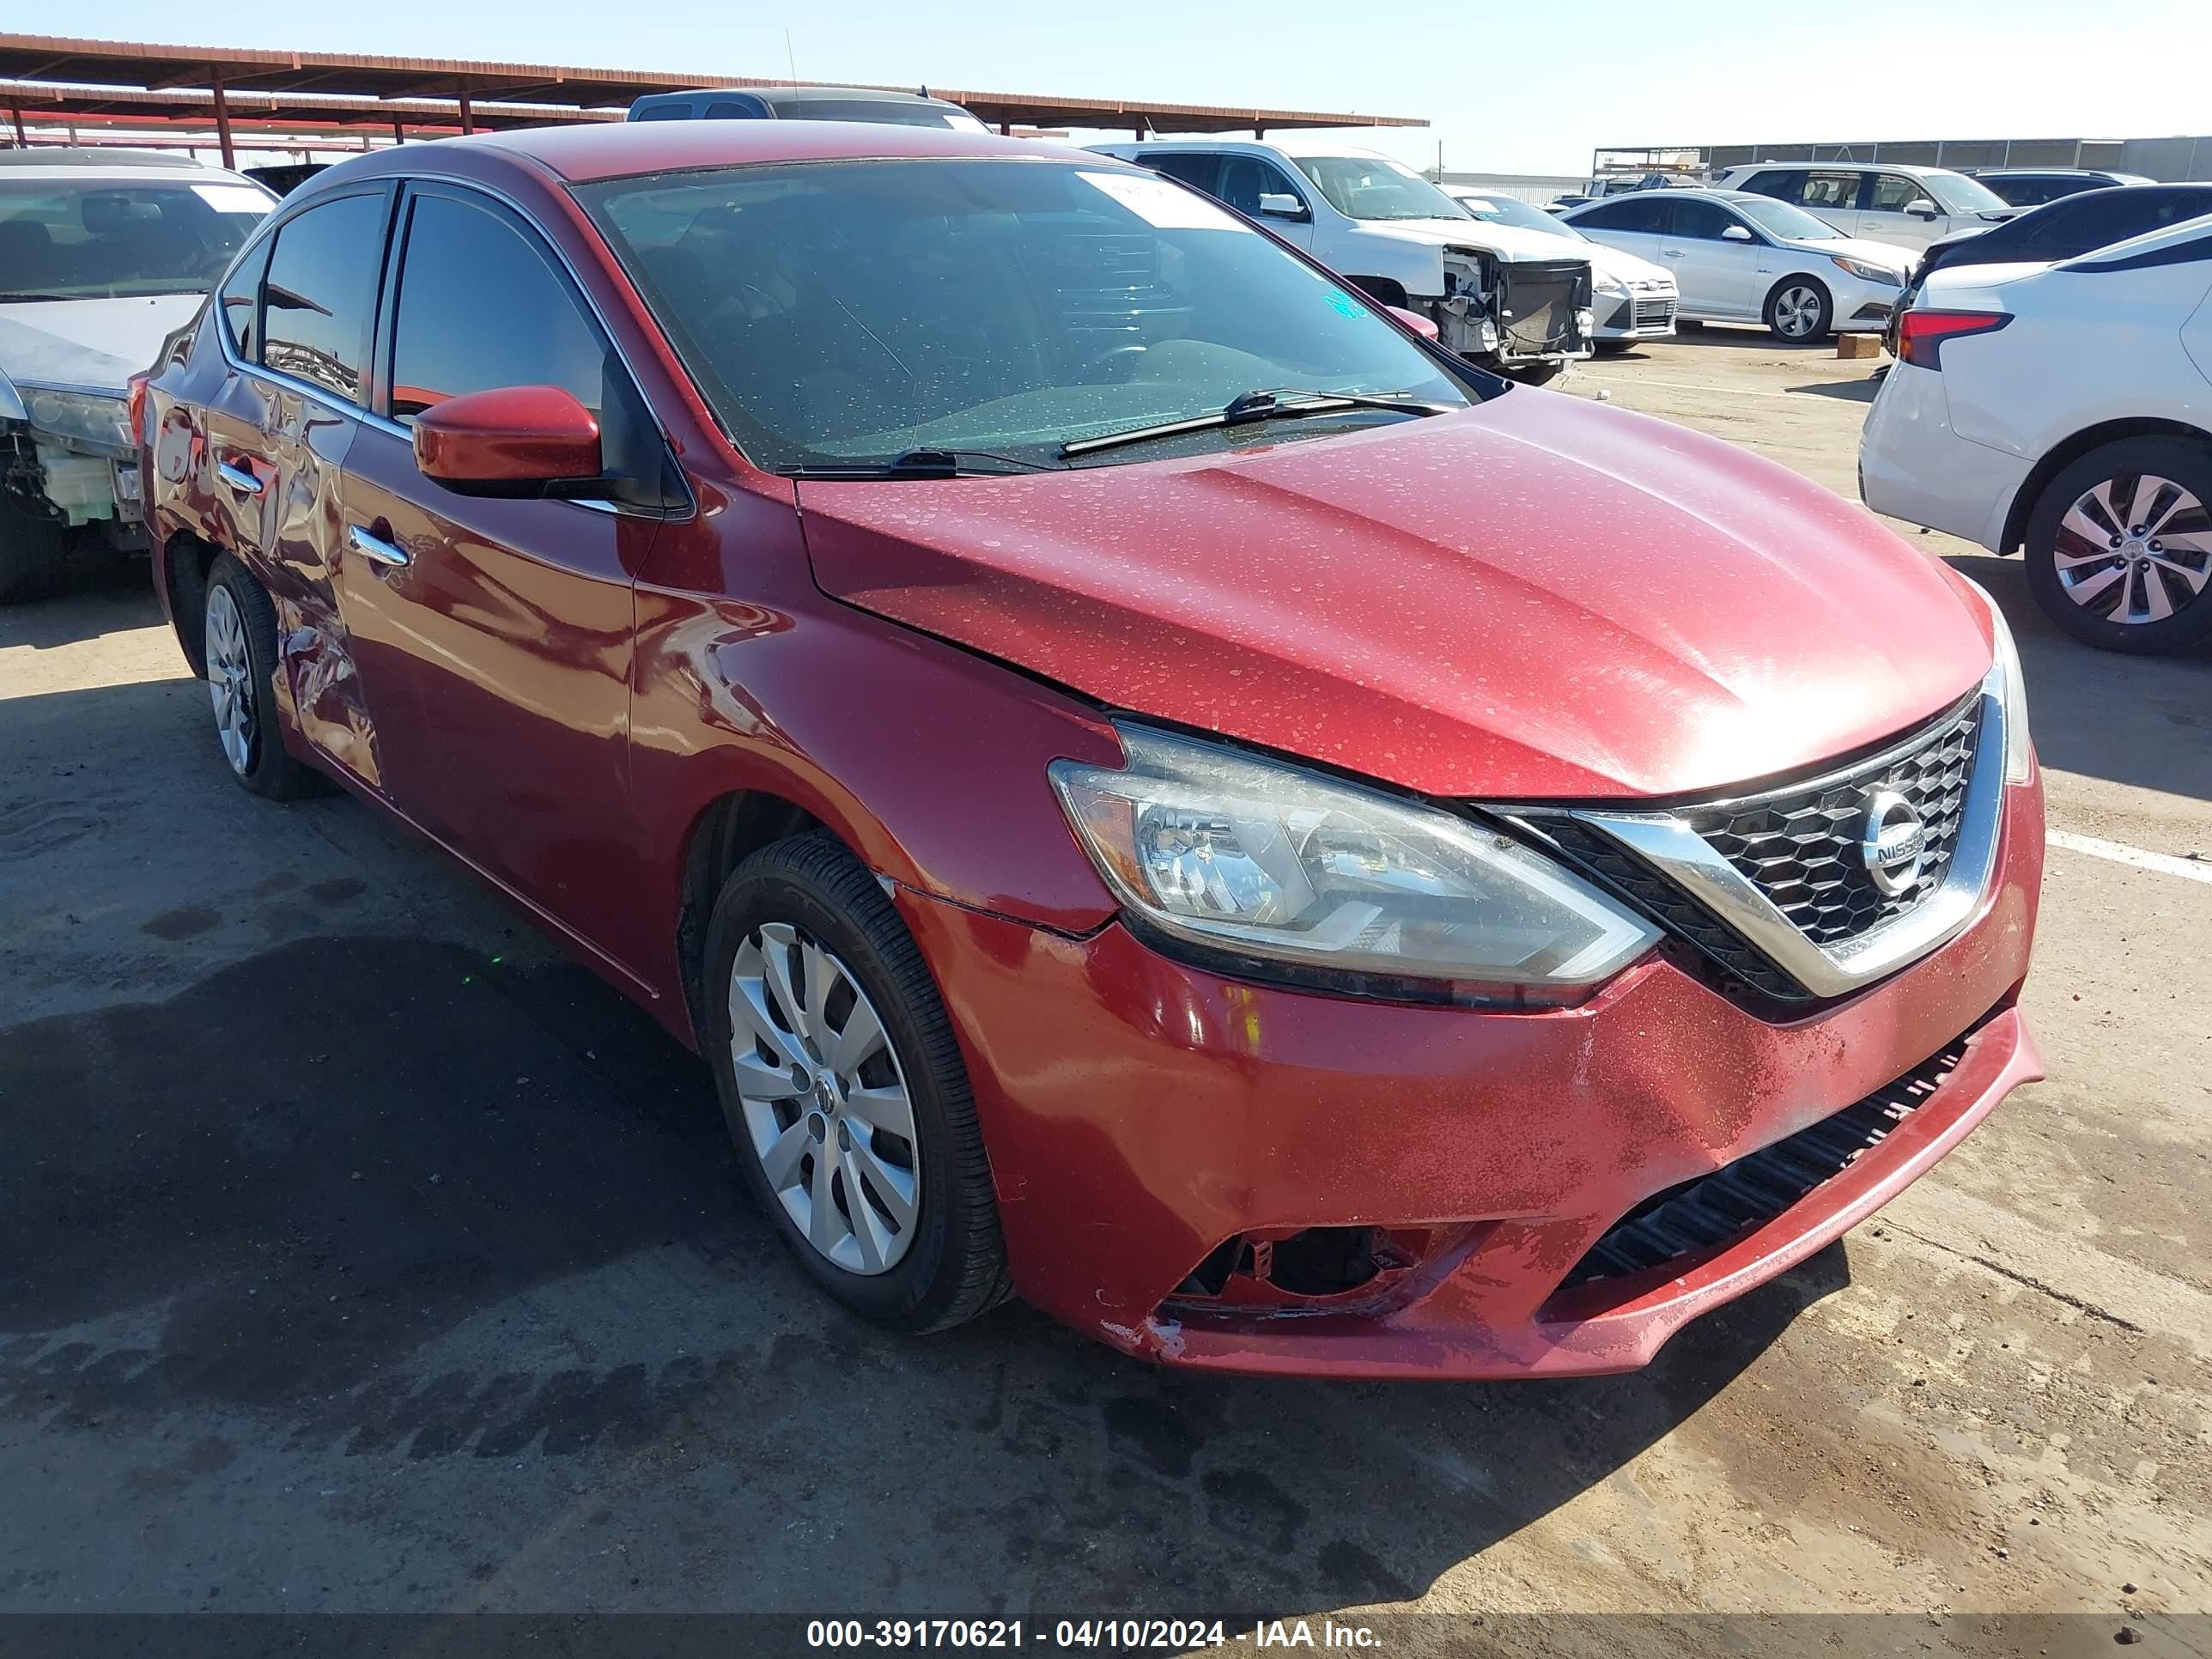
[1599,137,2212,183]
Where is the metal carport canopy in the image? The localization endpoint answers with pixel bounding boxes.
[0,33,1425,162]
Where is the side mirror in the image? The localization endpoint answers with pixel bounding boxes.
[1385,305,1440,342]
[411,385,605,498]
[1255,191,1310,222]
[1906,198,1939,218]
[1721,223,1754,242]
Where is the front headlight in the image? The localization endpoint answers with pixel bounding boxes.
[1592,270,1630,299]
[20,386,133,455]
[1050,726,1660,1003]
[1961,580,2033,783]
[1831,256,1904,287]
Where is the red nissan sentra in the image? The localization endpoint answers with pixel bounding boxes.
[138,122,2044,1378]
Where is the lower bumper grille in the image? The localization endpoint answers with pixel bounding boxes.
[1558,1034,1969,1292]
[1631,296,1675,329]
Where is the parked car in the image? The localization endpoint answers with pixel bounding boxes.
[1090,138,1592,383]
[0,147,273,602]
[1887,184,2212,354]
[1715,161,2016,252]
[1861,211,2212,653]
[1444,186,1677,348]
[1965,167,2155,208]
[628,85,986,131]
[243,161,331,198]
[143,120,2044,1378]
[1561,188,1913,341]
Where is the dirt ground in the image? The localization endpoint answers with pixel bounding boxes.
[1,328,2207,1655]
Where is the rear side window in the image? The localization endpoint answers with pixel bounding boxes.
[1577,196,1669,232]
[218,238,270,358]
[1141,152,1223,193]
[634,103,694,121]
[260,191,386,404]
[1797,171,1859,211]
[385,191,607,422]
[1739,168,1802,202]
[703,101,758,119]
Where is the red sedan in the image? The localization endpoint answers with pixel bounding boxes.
[138,120,2045,1378]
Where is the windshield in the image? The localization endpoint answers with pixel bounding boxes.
[1292,156,1469,222]
[1450,192,1583,240]
[1730,197,1845,241]
[577,158,1472,473]
[1923,171,2012,216]
[0,177,272,301]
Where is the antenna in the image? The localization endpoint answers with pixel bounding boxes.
[784,28,798,81]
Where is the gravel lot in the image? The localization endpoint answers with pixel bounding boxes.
[2,331,2206,1650]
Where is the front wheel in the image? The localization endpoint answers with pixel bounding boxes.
[2024,437,2212,654]
[1765,278,1832,343]
[703,832,1012,1333]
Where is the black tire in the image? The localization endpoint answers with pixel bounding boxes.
[1593,340,1636,356]
[0,499,67,605]
[1765,276,1832,343]
[2023,436,2212,655]
[703,831,1012,1334]
[204,553,318,799]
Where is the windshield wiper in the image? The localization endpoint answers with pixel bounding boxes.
[1059,388,1456,459]
[780,447,1065,480]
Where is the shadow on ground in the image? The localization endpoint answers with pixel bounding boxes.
[0,933,1844,1618]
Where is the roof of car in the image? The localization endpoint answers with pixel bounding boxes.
[1730,160,1956,177]
[1093,136,1401,162]
[0,146,258,185]
[372,119,1105,184]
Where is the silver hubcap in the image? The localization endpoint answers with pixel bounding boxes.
[728,922,920,1276]
[1773,286,1822,337]
[2054,473,2210,626]
[204,584,254,777]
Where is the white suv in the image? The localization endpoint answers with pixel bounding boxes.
[1715,162,2016,253]
[1,148,273,603]
[1088,139,1592,383]
[1859,213,2212,653]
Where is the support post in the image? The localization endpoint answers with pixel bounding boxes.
[392,120,405,145]
[210,69,235,169]
[9,108,24,149]
[459,85,475,135]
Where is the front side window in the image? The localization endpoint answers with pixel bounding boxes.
[1670,200,1741,240]
[259,191,387,404]
[577,158,1472,474]
[1923,171,2012,215]
[1291,155,1467,222]
[1867,174,1928,213]
[1217,157,1303,216]
[1730,196,1844,241]
[0,177,271,302]
[385,191,606,422]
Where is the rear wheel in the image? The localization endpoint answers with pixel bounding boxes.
[1765,277,1832,342]
[204,554,317,798]
[2024,437,2212,654]
[0,498,66,605]
[703,832,1012,1333]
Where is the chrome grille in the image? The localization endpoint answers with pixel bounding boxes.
[1685,699,1980,947]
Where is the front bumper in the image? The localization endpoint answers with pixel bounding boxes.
[899,773,2042,1378]
[1595,291,1678,340]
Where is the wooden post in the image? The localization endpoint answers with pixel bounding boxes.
[9,108,24,149]
[392,120,405,145]
[210,69,235,169]
[459,85,475,135]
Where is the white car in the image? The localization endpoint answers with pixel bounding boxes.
[1859,213,2212,654]
[1,148,274,603]
[1087,138,1593,382]
[1443,186,1677,346]
[1560,189,1914,342]
[1714,161,2016,253]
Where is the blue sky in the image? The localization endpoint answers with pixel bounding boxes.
[67,0,2212,176]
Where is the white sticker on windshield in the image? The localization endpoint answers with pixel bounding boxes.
[1079,171,1242,231]
[192,183,274,214]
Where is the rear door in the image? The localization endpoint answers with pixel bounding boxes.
[337,180,676,975]
[204,185,404,793]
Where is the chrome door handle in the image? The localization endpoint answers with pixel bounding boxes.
[1661,246,1685,257]
[347,524,410,569]
[216,459,264,495]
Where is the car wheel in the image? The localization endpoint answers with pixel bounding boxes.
[1593,340,1635,356]
[2024,437,2212,654]
[204,553,317,798]
[1765,278,1832,342]
[0,499,67,605]
[703,831,1012,1333]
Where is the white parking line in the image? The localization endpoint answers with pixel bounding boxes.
[2048,829,2212,884]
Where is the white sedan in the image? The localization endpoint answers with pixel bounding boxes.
[1560,189,1915,341]
[1860,213,2212,654]
[1444,187,1677,345]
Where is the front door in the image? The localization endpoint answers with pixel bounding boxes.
[1662,198,1771,320]
[337,181,674,978]
[1857,172,1947,252]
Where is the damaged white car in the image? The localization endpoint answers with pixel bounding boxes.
[1090,139,1593,384]
[1,149,272,604]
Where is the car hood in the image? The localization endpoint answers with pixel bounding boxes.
[1357,218,1590,264]
[1582,240,1675,289]
[797,391,1992,801]
[0,294,204,396]
[1780,234,1917,275]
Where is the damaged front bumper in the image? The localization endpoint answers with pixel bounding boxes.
[2,383,144,540]
[1431,252,1595,368]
